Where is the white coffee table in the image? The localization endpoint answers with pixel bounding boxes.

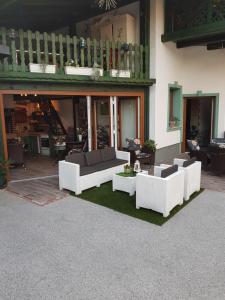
[112,170,148,196]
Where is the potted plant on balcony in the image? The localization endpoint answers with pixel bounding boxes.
[77,127,83,142]
[110,68,131,78]
[169,116,180,129]
[64,59,103,77]
[29,59,56,74]
[142,139,157,165]
[0,159,10,189]
[110,43,131,78]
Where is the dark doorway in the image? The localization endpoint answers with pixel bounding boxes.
[183,96,216,151]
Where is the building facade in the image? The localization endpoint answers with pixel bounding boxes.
[150,0,225,162]
[0,0,225,165]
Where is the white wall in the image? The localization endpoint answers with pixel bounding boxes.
[149,0,225,150]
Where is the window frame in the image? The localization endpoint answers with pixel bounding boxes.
[167,83,183,132]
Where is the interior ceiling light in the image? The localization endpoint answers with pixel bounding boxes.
[97,0,117,10]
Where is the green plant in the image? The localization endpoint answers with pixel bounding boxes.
[124,164,132,174]
[143,139,157,153]
[170,116,180,127]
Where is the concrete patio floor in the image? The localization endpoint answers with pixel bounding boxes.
[0,189,225,300]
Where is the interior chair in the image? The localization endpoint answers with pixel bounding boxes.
[209,153,225,176]
[7,142,25,167]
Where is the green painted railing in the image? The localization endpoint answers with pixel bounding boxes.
[0,27,149,80]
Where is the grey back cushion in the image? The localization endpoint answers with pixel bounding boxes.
[183,157,196,168]
[101,147,116,161]
[161,165,178,178]
[66,153,86,167]
[85,150,102,166]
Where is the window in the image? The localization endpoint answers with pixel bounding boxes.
[168,85,182,130]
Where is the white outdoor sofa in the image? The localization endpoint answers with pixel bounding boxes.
[160,158,201,201]
[59,147,130,195]
[136,165,184,217]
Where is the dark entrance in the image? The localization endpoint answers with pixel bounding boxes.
[183,96,216,151]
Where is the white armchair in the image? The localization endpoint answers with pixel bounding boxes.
[173,158,201,201]
[136,166,184,217]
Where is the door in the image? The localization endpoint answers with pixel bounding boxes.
[183,96,216,150]
[118,97,138,148]
[92,97,111,150]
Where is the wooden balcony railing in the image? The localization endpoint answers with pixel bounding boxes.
[0,27,149,81]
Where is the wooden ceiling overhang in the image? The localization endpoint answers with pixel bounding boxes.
[0,0,137,32]
[162,26,225,50]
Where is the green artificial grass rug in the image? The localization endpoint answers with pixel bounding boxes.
[71,182,203,226]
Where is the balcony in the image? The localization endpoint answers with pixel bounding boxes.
[162,0,225,49]
[0,27,151,86]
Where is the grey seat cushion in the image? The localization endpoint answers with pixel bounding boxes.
[94,159,127,172]
[183,157,196,168]
[85,150,102,166]
[66,152,86,167]
[161,165,178,178]
[80,159,127,176]
[101,147,116,161]
[80,166,97,176]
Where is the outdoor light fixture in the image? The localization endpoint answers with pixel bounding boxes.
[97,0,117,10]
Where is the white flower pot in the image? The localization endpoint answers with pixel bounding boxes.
[29,63,56,74]
[65,66,103,76]
[78,134,82,142]
[110,69,131,78]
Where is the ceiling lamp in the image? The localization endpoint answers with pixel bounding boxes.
[97,0,117,10]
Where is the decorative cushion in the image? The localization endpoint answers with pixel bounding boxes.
[135,150,141,155]
[126,138,141,151]
[161,165,178,178]
[183,157,196,168]
[100,147,116,161]
[66,152,86,167]
[187,140,200,151]
[85,150,102,166]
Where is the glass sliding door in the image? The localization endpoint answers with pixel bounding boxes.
[118,97,138,149]
[92,97,111,149]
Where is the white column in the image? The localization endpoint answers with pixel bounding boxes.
[114,96,118,150]
[86,96,92,151]
[137,96,141,140]
[110,96,114,147]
